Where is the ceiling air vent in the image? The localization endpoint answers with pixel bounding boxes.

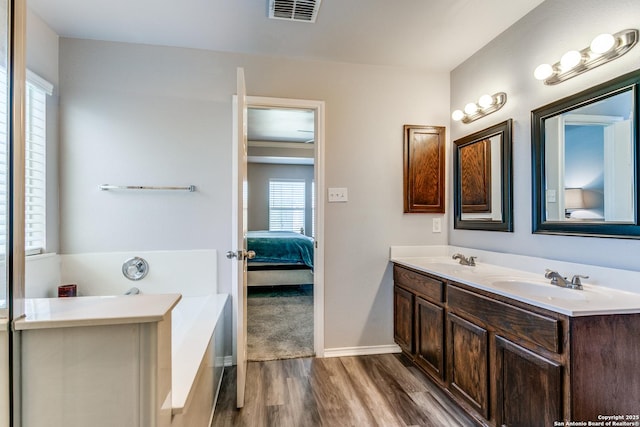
[268,0,322,23]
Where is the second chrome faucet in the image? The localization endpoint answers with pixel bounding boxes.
[544,269,588,290]
[452,253,476,266]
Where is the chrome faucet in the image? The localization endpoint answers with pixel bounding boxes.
[544,269,588,290]
[452,253,477,266]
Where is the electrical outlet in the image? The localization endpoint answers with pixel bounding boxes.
[433,218,442,233]
[328,187,348,202]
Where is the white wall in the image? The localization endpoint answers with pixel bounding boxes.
[24,254,60,298]
[59,39,449,349]
[247,163,314,234]
[450,0,640,274]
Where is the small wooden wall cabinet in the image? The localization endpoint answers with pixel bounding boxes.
[393,264,640,426]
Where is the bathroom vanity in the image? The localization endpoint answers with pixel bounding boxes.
[391,247,640,427]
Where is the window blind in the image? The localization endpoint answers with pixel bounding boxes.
[269,179,306,233]
[0,68,7,260]
[25,71,52,254]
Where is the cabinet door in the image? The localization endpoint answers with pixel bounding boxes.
[495,336,562,427]
[447,313,489,418]
[403,125,446,213]
[394,285,414,354]
[415,297,444,380]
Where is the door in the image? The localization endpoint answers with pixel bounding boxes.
[393,285,414,354]
[447,313,489,419]
[494,336,562,426]
[604,119,633,221]
[244,96,326,358]
[230,67,253,408]
[415,296,444,381]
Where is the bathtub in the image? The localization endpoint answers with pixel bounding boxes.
[22,250,230,426]
[171,294,229,427]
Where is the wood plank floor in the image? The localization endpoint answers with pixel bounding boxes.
[212,354,479,427]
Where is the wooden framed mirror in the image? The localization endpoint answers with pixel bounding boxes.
[453,119,513,231]
[531,69,640,238]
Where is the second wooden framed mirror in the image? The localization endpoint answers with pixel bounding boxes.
[453,119,513,231]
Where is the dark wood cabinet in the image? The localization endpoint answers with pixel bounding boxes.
[415,297,444,381]
[393,265,446,384]
[392,263,640,427]
[494,336,562,427]
[393,285,414,354]
[447,313,489,418]
[403,125,446,213]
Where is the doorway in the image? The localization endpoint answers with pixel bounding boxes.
[245,96,325,360]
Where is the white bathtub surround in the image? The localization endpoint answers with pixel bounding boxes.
[18,293,181,329]
[390,245,640,316]
[17,294,179,427]
[171,294,229,427]
[18,249,230,426]
[16,293,229,427]
[60,249,218,297]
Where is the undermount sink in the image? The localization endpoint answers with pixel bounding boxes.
[490,279,588,301]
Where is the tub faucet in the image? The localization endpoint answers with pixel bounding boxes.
[452,253,476,266]
[544,269,587,290]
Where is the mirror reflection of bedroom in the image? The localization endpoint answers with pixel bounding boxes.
[246,106,316,361]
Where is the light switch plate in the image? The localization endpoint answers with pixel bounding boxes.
[433,218,442,233]
[547,189,557,203]
[328,187,348,202]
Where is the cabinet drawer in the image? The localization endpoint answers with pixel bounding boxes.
[448,285,560,353]
[393,265,444,303]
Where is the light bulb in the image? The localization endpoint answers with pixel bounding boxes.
[478,94,494,108]
[590,33,616,54]
[451,110,465,121]
[560,50,582,71]
[534,63,554,80]
[464,103,478,115]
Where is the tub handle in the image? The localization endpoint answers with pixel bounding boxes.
[122,257,149,281]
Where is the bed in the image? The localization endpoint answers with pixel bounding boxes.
[247,230,314,286]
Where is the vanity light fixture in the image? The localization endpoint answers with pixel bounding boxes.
[451,92,507,124]
[534,29,638,85]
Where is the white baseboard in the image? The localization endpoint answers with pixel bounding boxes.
[322,344,402,358]
[224,345,401,364]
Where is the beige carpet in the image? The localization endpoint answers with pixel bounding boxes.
[247,285,314,361]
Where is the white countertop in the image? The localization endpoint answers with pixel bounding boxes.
[15,293,182,330]
[391,246,640,317]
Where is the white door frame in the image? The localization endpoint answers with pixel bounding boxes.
[244,95,325,357]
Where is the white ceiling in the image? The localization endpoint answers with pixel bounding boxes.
[248,107,314,143]
[28,0,545,72]
[29,0,545,162]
